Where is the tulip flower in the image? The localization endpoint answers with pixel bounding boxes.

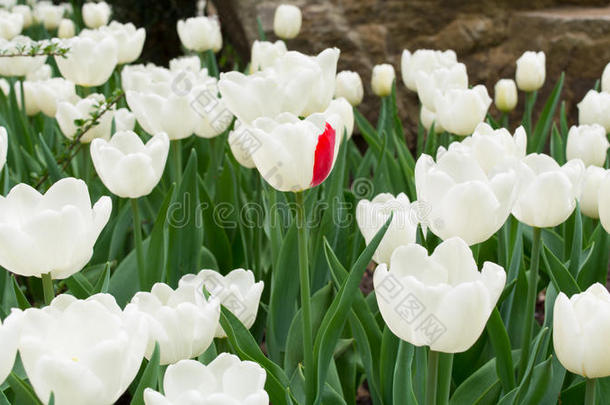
[12,294,148,405]
[579,166,607,219]
[0,36,47,77]
[600,172,610,233]
[374,237,506,352]
[602,62,610,93]
[401,49,458,91]
[356,193,417,265]
[0,317,18,385]
[0,178,111,281]
[515,51,545,92]
[56,94,114,142]
[578,90,610,133]
[0,78,8,96]
[415,146,518,245]
[82,1,111,29]
[55,33,118,87]
[554,283,610,378]
[124,283,220,365]
[325,97,354,139]
[434,85,492,136]
[335,70,364,107]
[494,78,518,112]
[566,124,609,167]
[0,126,7,171]
[169,55,200,72]
[512,154,585,228]
[227,120,257,168]
[420,106,444,133]
[415,62,468,112]
[90,131,169,199]
[57,18,75,38]
[33,1,64,30]
[143,353,269,405]
[179,269,264,338]
[250,39,287,72]
[12,5,31,28]
[99,21,145,64]
[25,64,51,81]
[371,63,395,97]
[273,4,302,39]
[177,16,222,53]
[0,10,23,40]
[15,77,77,117]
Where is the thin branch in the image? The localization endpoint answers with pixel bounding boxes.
[0,42,70,58]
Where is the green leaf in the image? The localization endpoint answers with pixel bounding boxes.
[520,356,554,405]
[91,262,111,294]
[541,245,581,297]
[37,133,63,183]
[567,204,582,277]
[392,340,418,405]
[532,72,564,153]
[145,183,175,288]
[486,307,515,392]
[11,277,30,310]
[7,372,42,405]
[130,343,160,405]
[380,326,400,405]
[64,272,94,299]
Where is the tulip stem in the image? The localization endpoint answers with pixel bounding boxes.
[500,112,509,129]
[41,272,54,305]
[437,352,453,405]
[519,226,541,379]
[295,191,314,404]
[426,349,440,405]
[172,140,182,184]
[131,198,146,290]
[585,378,596,405]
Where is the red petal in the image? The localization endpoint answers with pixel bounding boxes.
[310,122,336,188]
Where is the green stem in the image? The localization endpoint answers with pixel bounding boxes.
[41,272,54,305]
[585,378,596,405]
[437,353,453,405]
[519,227,542,378]
[295,191,314,404]
[426,349,440,405]
[172,140,182,184]
[131,198,146,290]
[500,112,509,129]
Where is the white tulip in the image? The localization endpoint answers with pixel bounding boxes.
[0,317,18,385]
[250,39,287,72]
[124,283,220,365]
[57,18,75,38]
[494,78,518,112]
[13,294,148,405]
[512,154,585,228]
[25,64,51,81]
[0,0,16,8]
[356,193,417,265]
[228,120,257,169]
[515,51,546,92]
[143,353,269,405]
[0,10,23,40]
[415,62,468,112]
[82,1,111,29]
[273,4,302,39]
[566,124,609,167]
[335,70,364,107]
[579,166,607,219]
[554,283,610,378]
[374,238,506,352]
[179,269,264,338]
[177,16,222,53]
[56,94,114,143]
[15,78,77,117]
[0,126,7,171]
[401,49,458,91]
[602,62,610,93]
[169,55,201,72]
[0,178,111,279]
[0,36,47,77]
[371,63,395,97]
[33,1,64,30]
[113,107,136,132]
[420,106,444,133]
[578,90,610,133]
[55,34,118,87]
[249,112,341,192]
[415,147,518,245]
[99,21,145,64]
[599,172,610,233]
[434,85,492,136]
[324,97,354,140]
[12,5,32,29]
[91,131,169,199]
[0,78,8,96]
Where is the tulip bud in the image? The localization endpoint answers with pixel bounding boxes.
[82,1,111,28]
[169,55,201,72]
[554,283,610,378]
[114,107,136,132]
[11,5,32,29]
[33,1,64,30]
[325,97,354,140]
[177,16,222,53]
[434,85,492,136]
[55,34,119,87]
[250,40,287,73]
[420,106,444,133]
[415,63,468,112]
[273,4,302,40]
[0,317,18,386]
[371,63,395,97]
[57,94,114,142]
[602,62,610,93]
[335,70,364,106]
[57,18,73,37]
[374,238,506,352]
[578,90,610,133]
[0,36,46,77]
[401,48,457,91]
[599,172,610,233]
[99,21,146,64]
[566,124,609,167]
[25,64,51,81]
[0,10,23,40]
[515,51,545,92]
[578,166,607,219]
[494,78,518,112]
[0,126,7,172]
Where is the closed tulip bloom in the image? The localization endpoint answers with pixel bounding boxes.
[273,4,302,39]
[227,120,257,169]
[0,0,15,7]
[25,64,52,81]
[57,18,75,38]
[415,62,468,112]
[179,269,264,338]
[124,283,220,365]
[15,78,77,117]
[578,90,610,133]
[0,78,8,96]
[434,85,492,136]
[56,94,114,142]
[324,97,354,139]
[335,70,364,107]
[143,354,269,405]
[602,62,610,93]
[0,178,111,279]
[0,36,47,77]
[114,107,136,132]
[0,317,18,385]
[566,124,609,167]
[371,63,395,97]
[374,238,506,352]
[554,284,610,378]
[0,126,7,171]
[56,33,118,87]
[515,51,545,92]
[600,172,610,233]
[250,39,287,72]
[420,106,444,133]
[33,1,64,30]
[0,10,23,39]
[356,193,417,265]
[82,1,111,29]
[249,112,341,192]
[177,16,222,53]
[91,131,169,199]
[494,78,518,112]
[415,148,518,245]
[512,154,585,228]
[579,166,607,219]
[98,21,145,64]
[169,55,200,72]
[13,294,148,405]
[12,5,32,29]
[401,49,458,91]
